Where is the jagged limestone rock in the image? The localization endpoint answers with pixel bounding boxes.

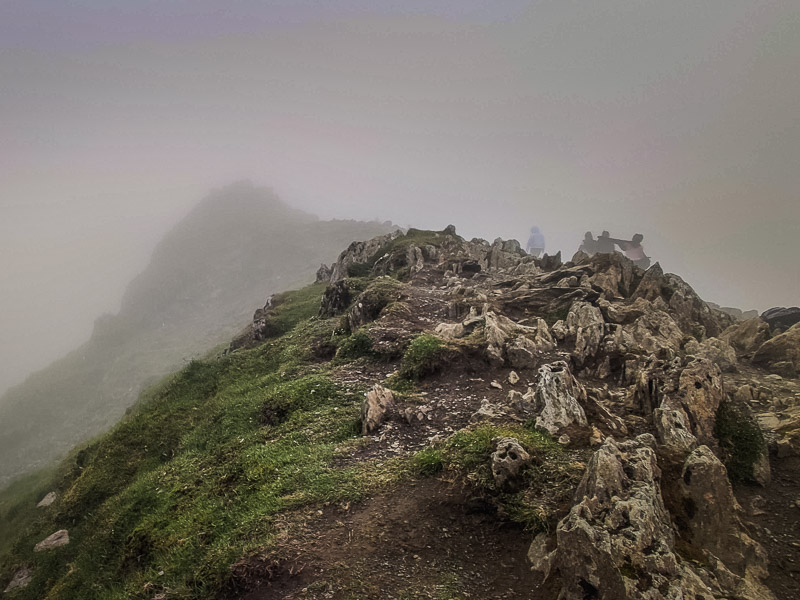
[484,311,555,368]
[752,322,800,378]
[34,530,69,552]
[361,385,394,435]
[315,263,332,283]
[490,437,531,488]
[542,435,716,600]
[679,446,770,586]
[565,301,605,367]
[684,336,738,373]
[539,435,771,600]
[720,318,771,354]
[530,361,587,435]
[329,231,403,282]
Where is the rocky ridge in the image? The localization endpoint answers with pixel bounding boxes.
[3,225,799,599]
[296,226,797,599]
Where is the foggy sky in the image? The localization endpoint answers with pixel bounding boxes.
[1,1,799,396]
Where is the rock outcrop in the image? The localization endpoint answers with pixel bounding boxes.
[361,385,395,435]
[490,437,531,488]
[752,322,800,378]
[528,362,587,435]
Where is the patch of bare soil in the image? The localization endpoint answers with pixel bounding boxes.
[736,455,800,600]
[233,478,540,600]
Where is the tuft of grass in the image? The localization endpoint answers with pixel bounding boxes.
[399,334,446,381]
[336,330,374,360]
[714,400,766,484]
[412,449,445,477]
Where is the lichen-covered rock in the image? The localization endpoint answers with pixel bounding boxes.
[483,311,555,368]
[34,529,69,552]
[675,358,724,446]
[490,437,531,488]
[538,435,772,599]
[752,322,800,378]
[720,318,771,354]
[529,361,587,434]
[329,231,403,282]
[679,446,770,583]
[361,385,394,435]
[541,435,717,600]
[684,336,738,373]
[565,301,605,367]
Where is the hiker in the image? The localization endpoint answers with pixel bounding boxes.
[526,226,545,257]
[616,233,650,270]
[578,231,597,255]
[595,230,615,254]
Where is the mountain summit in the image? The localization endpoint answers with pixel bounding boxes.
[0,183,394,487]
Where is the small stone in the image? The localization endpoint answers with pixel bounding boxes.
[34,529,69,552]
[491,437,531,488]
[36,491,57,508]
[507,371,520,385]
[558,434,571,445]
[3,567,32,592]
[490,380,503,390]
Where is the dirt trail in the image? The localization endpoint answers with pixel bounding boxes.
[238,479,541,600]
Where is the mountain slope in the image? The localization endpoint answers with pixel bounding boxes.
[0,182,393,487]
[2,227,799,599]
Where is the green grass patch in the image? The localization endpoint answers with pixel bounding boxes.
[0,297,414,600]
[399,334,446,380]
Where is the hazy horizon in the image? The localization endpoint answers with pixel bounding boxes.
[2,1,799,396]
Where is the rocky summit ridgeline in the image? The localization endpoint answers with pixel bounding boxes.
[1,226,798,600]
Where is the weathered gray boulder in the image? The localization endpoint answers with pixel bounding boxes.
[329,231,402,282]
[34,529,69,552]
[539,435,717,599]
[565,301,605,367]
[490,437,531,488]
[483,311,555,368]
[529,362,587,434]
[684,336,738,373]
[761,306,800,334]
[361,385,394,435]
[720,318,770,354]
[536,435,772,599]
[679,446,770,586]
[752,322,800,378]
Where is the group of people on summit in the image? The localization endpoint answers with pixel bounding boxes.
[525,227,650,270]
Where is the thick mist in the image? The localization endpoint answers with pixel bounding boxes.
[1,1,799,396]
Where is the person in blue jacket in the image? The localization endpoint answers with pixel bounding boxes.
[526,226,545,257]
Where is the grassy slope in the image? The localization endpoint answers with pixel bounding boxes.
[0,234,560,600]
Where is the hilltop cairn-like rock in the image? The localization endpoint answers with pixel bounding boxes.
[531,435,773,600]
